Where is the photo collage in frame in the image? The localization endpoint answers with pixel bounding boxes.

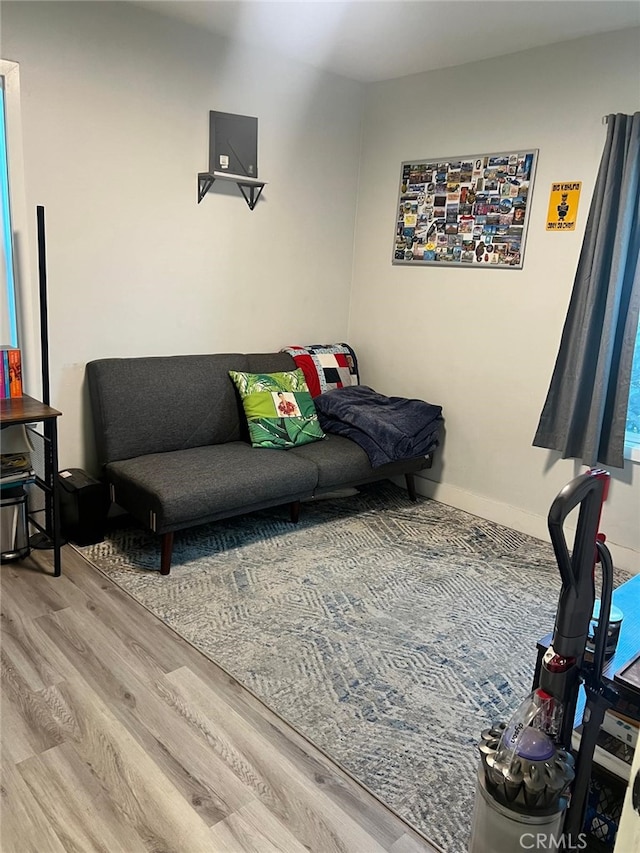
[393,149,537,269]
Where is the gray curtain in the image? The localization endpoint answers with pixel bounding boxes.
[533,112,640,468]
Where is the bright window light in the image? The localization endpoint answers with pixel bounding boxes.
[625,318,640,462]
[0,81,19,347]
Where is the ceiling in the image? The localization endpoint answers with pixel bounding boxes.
[134,0,640,82]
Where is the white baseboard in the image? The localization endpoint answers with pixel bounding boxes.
[406,474,639,576]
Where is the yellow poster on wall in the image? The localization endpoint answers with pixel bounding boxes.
[546,181,582,231]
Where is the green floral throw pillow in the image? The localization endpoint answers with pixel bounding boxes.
[229,369,326,449]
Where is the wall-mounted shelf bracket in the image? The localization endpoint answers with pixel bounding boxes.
[237,181,265,211]
[198,173,215,203]
[197,171,267,210]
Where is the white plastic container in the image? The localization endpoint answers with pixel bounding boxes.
[0,486,30,562]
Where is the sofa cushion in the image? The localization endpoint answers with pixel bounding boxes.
[87,354,252,464]
[245,351,296,374]
[290,434,432,490]
[105,442,319,532]
[229,369,325,449]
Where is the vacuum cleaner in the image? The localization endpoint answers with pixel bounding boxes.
[469,469,618,852]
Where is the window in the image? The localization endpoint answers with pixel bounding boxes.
[0,73,18,346]
[625,318,640,461]
[0,59,38,396]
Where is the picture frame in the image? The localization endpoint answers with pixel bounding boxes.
[392,148,538,269]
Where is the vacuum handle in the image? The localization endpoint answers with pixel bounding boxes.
[547,470,609,592]
[563,540,617,842]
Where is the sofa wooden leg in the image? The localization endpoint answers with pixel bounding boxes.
[160,532,174,575]
[405,473,418,502]
[290,501,301,523]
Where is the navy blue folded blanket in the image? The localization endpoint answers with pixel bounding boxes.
[314,385,443,468]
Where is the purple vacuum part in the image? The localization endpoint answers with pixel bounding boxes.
[515,727,556,761]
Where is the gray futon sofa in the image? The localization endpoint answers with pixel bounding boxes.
[87,350,439,574]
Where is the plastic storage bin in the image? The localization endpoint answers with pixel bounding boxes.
[1,485,30,562]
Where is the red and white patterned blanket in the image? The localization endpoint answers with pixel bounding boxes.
[282,343,359,398]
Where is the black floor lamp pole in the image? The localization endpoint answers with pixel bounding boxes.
[36,204,50,406]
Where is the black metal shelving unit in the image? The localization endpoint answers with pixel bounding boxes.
[0,395,63,576]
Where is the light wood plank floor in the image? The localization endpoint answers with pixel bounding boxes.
[1,545,443,853]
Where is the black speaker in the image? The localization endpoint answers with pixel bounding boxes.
[58,468,110,545]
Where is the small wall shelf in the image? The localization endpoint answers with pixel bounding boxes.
[197,171,267,210]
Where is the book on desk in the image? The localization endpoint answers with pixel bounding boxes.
[0,425,36,486]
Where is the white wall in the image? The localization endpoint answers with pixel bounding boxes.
[1,1,363,470]
[350,28,640,570]
[2,4,639,570]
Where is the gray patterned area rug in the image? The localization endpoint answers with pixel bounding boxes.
[79,481,571,853]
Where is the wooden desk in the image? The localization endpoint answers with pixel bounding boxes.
[1,395,63,576]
